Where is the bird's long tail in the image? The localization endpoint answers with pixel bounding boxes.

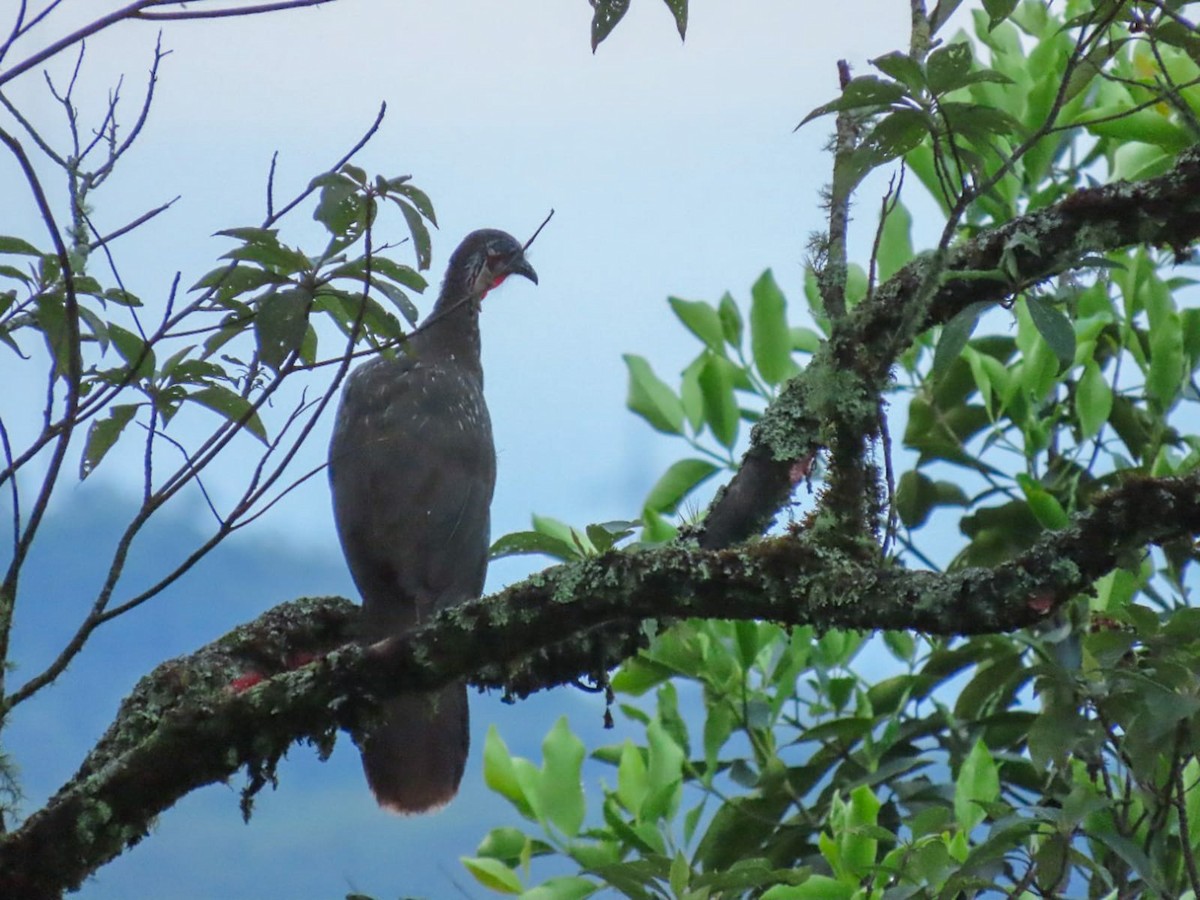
[360,681,469,814]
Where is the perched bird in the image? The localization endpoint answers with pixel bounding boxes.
[328,229,537,812]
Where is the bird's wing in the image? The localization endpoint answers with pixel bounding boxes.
[328,354,496,641]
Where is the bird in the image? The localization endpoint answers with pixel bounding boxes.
[328,229,537,812]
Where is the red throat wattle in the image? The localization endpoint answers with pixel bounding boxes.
[481,274,508,300]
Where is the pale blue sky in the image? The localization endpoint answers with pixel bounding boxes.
[3,2,925,897]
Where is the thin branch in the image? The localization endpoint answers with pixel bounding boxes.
[91,33,168,184]
[132,0,337,21]
[228,459,327,531]
[0,418,19,564]
[1175,746,1200,896]
[0,0,27,69]
[0,0,336,88]
[266,150,279,219]
[86,196,179,252]
[0,90,66,165]
[269,101,386,223]
[0,125,83,683]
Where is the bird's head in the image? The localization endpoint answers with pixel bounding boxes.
[445,229,538,304]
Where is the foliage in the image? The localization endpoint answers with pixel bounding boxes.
[469,1,1200,898]
[0,2,436,780]
[3,0,1200,897]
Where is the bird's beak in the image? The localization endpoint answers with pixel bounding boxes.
[507,254,538,285]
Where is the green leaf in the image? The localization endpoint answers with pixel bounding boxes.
[644,458,719,514]
[670,850,690,897]
[189,385,267,443]
[475,826,529,864]
[623,354,685,434]
[679,357,705,431]
[1016,473,1070,530]
[0,236,42,256]
[79,404,139,480]
[1145,276,1184,408]
[0,264,31,284]
[669,297,725,352]
[391,197,432,270]
[982,0,1018,29]
[857,108,931,169]
[699,354,738,448]
[749,270,791,385]
[1076,361,1112,440]
[1025,296,1075,374]
[77,305,110,353]
[717,292,743,347]
[254,289,309,371]
[539,717,585,838]
[799,76,907,127]
[368,256,427,292]
[760,875,854,899]
[926,42,973,94]
[661,0,687,41]
[1088,828,1173,897]
[190,263,282,297]
[461,856,523,894]
[870,52,925,91]
[219,234,309,273]
[841,786,882,877]
[616,739,649,813]
[489,530,579,562]
[643,718,684,821]
[107,322,156,379]
[521,876,599,900]
[483,726,536,819]
[367,277,419,326]
[387,182,438,226]
[584,521,633,553]
[590,0,630,51]
[933,302,989,377]
[313,176,362,236]
[791,326,822,354]
[1080,106,1195,153]
[895,470,969,528]
[954,739,999,832]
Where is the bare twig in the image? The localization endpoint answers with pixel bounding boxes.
[0,0,337,88]
[0,126,83,687]
[266,150,279,219]
[86,196,180,252]
[0,90,66,165]
[92,33,168,184]
[0,0,28,69]
[866,169,903,303]
[132,0,336,21]
[0,418,19,564]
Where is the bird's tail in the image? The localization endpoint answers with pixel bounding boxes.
[360,681,469,814]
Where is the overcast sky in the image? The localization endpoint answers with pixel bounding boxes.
[4,2,928,897]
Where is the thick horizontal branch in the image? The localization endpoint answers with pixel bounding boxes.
[696,145,1200,548]
[5,470,1200,897]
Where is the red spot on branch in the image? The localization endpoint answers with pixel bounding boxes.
[229,671,265,693]
[1027,590,1056,615]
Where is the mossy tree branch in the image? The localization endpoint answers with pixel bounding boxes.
[696,144,1200,549]
[4,469,1200,897]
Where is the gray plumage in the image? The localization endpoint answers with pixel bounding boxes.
[328,229,536,812]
